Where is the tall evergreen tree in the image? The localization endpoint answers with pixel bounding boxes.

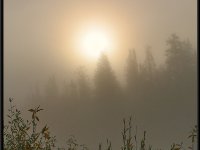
[165,34,197,95]
[141,46,156,81]
[94,53,120,101]
[139,47,157,100]
[68,79,78,101]
[45,75,59,101]
[31,83,42,103]
[166,34,196,81]
[126,49,139,95]
[76,67,91,101]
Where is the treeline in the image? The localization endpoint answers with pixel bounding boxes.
[30,34,197,109]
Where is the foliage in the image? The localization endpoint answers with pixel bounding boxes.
[4,98,56,150]
[187,125,198,150]
[4,99,198,150]
[65,135,88,150]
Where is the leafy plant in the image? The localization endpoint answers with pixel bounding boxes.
[188,125,197,150]
[4,98,56,150]
[64,135,88,150]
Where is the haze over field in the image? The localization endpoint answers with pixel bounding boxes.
[4,0,197,149]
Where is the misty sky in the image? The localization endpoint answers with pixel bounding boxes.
[4,0,197,149]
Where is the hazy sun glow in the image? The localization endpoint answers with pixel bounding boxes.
[80,27,112,59]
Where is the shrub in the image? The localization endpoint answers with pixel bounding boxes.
[4,98,56,150]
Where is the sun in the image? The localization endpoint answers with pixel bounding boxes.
[80,27,112,58]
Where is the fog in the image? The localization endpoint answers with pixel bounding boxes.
[4,0,197,149]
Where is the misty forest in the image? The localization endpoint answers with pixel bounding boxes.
[4,34,197,150]
[4,0,197,150]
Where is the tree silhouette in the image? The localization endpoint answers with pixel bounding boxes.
[139,47,156,101]
[45,75,59,101]
[166,34,195,79]
[140,46,156,81]
[126,49,139,96]
[76,67,91,101]
[94,53,121,101]
[68,79,78,101]
[165,34,197,94]
[30,83,43,105]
